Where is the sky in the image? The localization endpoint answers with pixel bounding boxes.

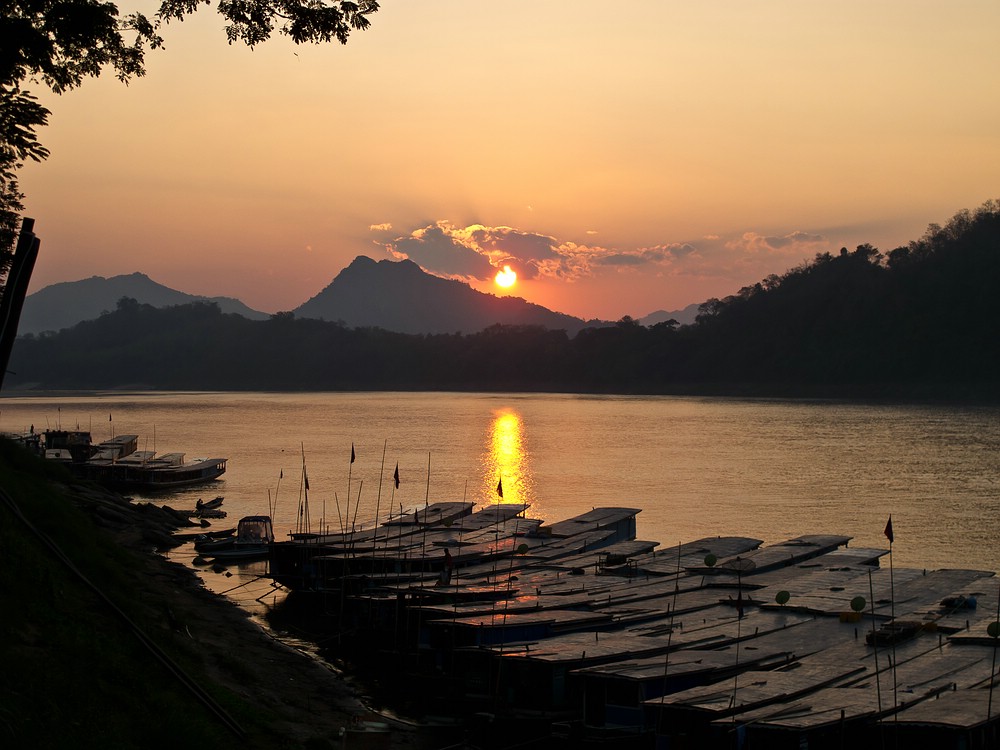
[19,1,1000,321]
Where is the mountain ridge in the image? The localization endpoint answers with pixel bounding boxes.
[19,272,269,335]
[19,258,696,337]
[293,256,602,335]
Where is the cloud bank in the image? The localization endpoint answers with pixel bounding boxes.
[378,220,833,290]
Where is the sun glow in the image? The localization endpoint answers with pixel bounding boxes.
[494,265,517,288]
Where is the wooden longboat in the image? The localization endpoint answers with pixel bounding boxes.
[281,506,645,640]
[307,504,537,589]
[641,662,867,744]
[567,616,868,736]
[877,688,1000,749]
[570,649,810,736]
[650,634,1000,749]
[267,516,999,748]
[359,507,643,592]
[722,640,1000,750]
[359,512,646,643]
[444,602,811,713]
[685,534,855,576]
[268,500,475,590]
[613,536,765,578]
[542,507,641,540]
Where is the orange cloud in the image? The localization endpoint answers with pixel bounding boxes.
[383,220,831,293]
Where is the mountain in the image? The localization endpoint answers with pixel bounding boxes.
[640,303,701,327]
[293,256,599,335]
[18,273,269,335]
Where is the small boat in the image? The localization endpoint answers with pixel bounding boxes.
[209,516,274,561]
[196,496,224,512]
[194,528,237,553]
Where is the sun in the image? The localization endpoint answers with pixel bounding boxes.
[495,265,517,288]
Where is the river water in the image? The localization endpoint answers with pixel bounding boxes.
[3,391,999,576]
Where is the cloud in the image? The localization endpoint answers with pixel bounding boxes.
[388,223,496,280]
[674,230,831,280]
[385,221,571,282]
[591,243,697,268]
[369,222,393,232]
[731,231,825,253]
[382,220,831,289]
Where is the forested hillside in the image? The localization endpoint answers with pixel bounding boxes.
[8,202,998,399]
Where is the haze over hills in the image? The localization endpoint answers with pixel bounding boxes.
[639,304,701,327]
[293,256,605,335]
[19,273,269,335]
[18,259,698,337]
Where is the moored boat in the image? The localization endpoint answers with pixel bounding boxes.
[207,515,274,561]
[196,496,224,512]
[43,430,227,490]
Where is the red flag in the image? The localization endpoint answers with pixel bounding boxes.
[351,443,356,463]
[393,463,400,489]
[497,477,503,498]
[884,515,894,544]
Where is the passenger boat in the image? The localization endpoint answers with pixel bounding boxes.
[263,515,999,749]
[43,430,227,490]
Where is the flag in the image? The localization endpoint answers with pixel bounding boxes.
[351,443,356,463]
[304,468,310,491]
[497,477,503,498]
[279,469,283,479]
[393,462,399,489]
[884,515,894,544]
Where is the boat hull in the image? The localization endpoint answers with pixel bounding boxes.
[66,458,227,491]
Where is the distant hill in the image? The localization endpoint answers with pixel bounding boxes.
[640,304,701,327]
[294,256,601,335]
[19,273,269,335]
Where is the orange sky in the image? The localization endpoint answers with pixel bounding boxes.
[19,1,1000,321]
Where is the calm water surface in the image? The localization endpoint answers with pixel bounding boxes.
[3,391,999,575]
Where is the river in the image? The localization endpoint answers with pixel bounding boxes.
[2,391,999,576]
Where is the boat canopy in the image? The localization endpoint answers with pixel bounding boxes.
[237,516,274,544]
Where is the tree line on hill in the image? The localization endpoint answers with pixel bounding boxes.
[7,201,999,399]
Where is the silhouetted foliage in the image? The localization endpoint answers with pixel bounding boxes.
[8,201,1000,400]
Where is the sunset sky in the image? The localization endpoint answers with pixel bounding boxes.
[19,1,1000,321]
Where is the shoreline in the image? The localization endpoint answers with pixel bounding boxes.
[0,443,432,750]
[126,506,434,749]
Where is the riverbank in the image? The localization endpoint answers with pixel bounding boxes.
[0,439,427,750]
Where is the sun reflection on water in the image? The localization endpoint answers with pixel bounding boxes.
[482,409,533,506]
